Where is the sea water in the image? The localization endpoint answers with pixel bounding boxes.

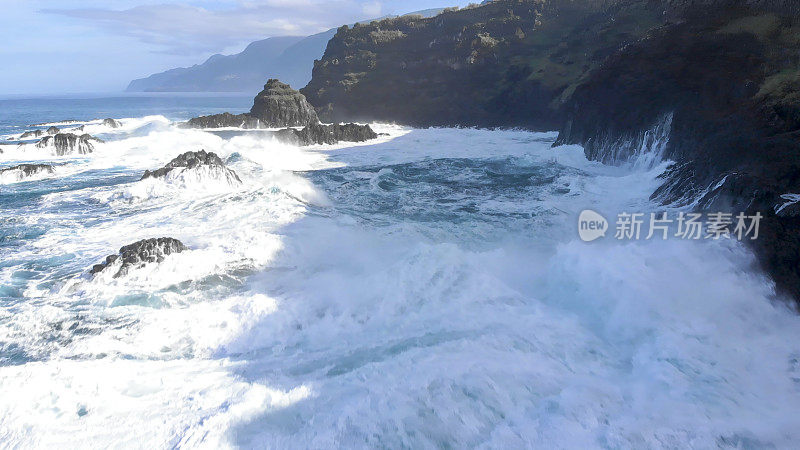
[0,95,799,448]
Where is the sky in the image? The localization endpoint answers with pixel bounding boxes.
[1,0,474,96]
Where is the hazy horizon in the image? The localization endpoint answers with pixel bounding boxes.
[1,0,473,96]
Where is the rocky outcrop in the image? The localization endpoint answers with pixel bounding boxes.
[35,133,102,155]
[102,118,121,128]
[20,126,60,140]
[185,112,263,129]
[141,150,241,183]
[90,238,188,278]
[273,123,378,146]
[185,79,319,129]
[182,78,379,145]
[20,130,44,139]
[249,79,319,127]
[0,164,55,181]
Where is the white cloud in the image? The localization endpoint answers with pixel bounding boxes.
[41,1,392,54]
[361,1,383,17]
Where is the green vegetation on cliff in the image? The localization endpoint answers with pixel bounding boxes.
[302,0,664,129]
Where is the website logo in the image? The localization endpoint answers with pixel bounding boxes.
[578,209,608,242]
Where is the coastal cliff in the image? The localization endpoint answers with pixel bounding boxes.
[556,4,800,297]
[302,0,662,129]
[301,0,800,300]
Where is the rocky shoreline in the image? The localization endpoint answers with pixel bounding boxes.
[185,78,378,146]
[298,0,800,302]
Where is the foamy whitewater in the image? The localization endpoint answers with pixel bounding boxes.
[1,105,799,448]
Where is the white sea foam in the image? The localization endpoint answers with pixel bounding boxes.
[0,120,798,448]
[776,193,800,215]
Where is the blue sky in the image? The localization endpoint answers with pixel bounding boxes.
[1,0,474,95]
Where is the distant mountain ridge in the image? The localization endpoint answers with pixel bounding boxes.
[126,8,445,93]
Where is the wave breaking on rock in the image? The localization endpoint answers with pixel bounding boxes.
[33,133,103,156]
[90,238,188,278]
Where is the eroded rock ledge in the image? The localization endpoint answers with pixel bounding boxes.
[273,123,378,146]
[186,112,262,129]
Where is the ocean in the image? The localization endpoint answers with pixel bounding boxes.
[1,95,799,448]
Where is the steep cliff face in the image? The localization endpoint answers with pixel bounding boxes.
[302,0,800,300]
[556,5,800,297]
[302,0,664,128]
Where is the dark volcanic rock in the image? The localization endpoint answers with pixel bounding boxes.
[35,133,102,155]
[20,126,60,139]
[301,0,663,128]
[185,79,319,129]
[295,0,800,301]
[273,123,378,146]
[90,238,188,278]
[0,164,55,179]
[141,149,241,182]
[102,118,121,128]
[20,130,44,139]
[555,5,800,300]
[185,112,262,129]
[249,79,319,127]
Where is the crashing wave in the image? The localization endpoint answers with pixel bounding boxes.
[141,150,242,186]
[581,112,673,170]
[102,118,121,129]
[776,193,800,217]
[0,164,55,183]
[34,133,103,156]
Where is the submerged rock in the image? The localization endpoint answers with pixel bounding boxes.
[90,237,188,278]
[273,123,378,146]
[20,126,60,140]
[102,118,121,128]
[141,149,241,183]
[185,112,262,129]
[30,119,80,126]
[35,133,102,156]
[249,79,319,127]
[20,130,44,139]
